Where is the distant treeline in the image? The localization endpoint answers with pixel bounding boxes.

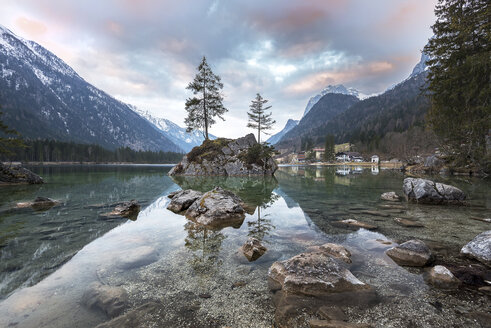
[6,139,183,163]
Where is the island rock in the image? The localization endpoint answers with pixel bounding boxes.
[168,134,277,176]
[385,239,433,267]
[460,230,491,267]
[268,251,369,296]
[0,163,43,184]
[403,177,466,205]
[186,187,245,228]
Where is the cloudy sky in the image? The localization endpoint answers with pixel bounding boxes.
[0,0,437,138]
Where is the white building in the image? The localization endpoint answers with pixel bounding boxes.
[371,155,380,163]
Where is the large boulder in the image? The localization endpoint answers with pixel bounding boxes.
[0,163,43,184]
[82,282,128,318]
[167,189,203,213]
[385,239,433,267]
[460,230,491,267]
[185,187,245,228]
[268,251,369,296]
[169,134,277,176]
[402,177,466,205]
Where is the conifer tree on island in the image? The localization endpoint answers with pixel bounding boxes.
[184,56,227,140]
[424,0,490,170]
[247,93,275,144]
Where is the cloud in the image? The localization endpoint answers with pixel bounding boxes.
[0,0,437,138]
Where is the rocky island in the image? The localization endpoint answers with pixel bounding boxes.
[169,134,277,176]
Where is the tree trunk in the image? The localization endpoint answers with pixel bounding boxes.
[203,77,208,140]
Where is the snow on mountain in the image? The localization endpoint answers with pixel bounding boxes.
[131,107,215,152]
[410,51,430,78]
[302,84,372,118]
[266,119,299,145]
[0,24,181,152]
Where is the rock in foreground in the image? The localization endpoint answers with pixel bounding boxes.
[460,230,491,267]
[426,265,461,289]
[186,187,245,228]
[0,163,43,184]
[169,133,277,176]
[403,177,466,205]
[385,239,433,267]
[268,251,369,296]
[240,237,267,261]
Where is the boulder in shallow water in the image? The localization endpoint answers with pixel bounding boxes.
[402,177,466,205]
[167,189,203,213]
[240,237,267,261]
[315,243,352,264]
[268,251,369,296]
[380,192,400,202]
[333,219,377,230]
[460,230,491,267]
[100,200,140,220]
[16,196,59,211]
[426,265,461,289]
[116,246,159,270]
[0,163,43,184]
[82,282,128,318]
[385,239,433,267]
[186,187,245,228]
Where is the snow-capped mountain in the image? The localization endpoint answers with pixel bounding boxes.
[302,84,371,118]
[130,107,215,152]
[266,119,299,145]
[410,52,430,78]
[0,25,181,152]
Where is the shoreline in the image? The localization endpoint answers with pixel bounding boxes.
[279,162,403,169]
[2,161,177,166]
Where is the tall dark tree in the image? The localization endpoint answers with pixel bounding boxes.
[424,0,490,168]
[247,93,275,144]
[0,108,25,159]
[324,135,335,162]
[184,57,227,140]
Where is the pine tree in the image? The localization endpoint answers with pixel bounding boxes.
[247,93,275,144]
[184,57,227,140]
[0,108,25,159]
[324,135,335,162]
[424,0,490,168]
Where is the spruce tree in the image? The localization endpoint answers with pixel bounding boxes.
[0,108,25,159]
[324,135,335,162]
[184,57,227,140]
[247,93,275,143]
[424,0,490,168]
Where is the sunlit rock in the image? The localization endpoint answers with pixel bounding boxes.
[380,192,400,202]
[426,265,461,289]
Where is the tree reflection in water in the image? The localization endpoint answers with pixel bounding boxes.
[184,221,225,275]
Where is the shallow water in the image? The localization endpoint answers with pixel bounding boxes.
[0,165,489,327]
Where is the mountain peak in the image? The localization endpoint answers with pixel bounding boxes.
[302,84,367,118]
[410,51,430,78]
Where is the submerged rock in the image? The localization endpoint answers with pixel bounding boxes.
[268,251,369,296]
[95,302,162,328]
[82,282,128,318]
[185,187,245,228]
[240,237,267,261]
[309,319,372,328]
[0,163,43,184]
[166,189,203,213]
[100,200,140,220]
[116,246,159,270]
[169,133,277,176]
[394,217,424,228]
[402,177,466,205]
[460,230,491,267]
[385,239,433,267]
[16,196,59,211]
[380,192,400,202]
[333,219,377,230]
[426,265,461,289]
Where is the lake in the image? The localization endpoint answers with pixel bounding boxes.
[0,165,489,327]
